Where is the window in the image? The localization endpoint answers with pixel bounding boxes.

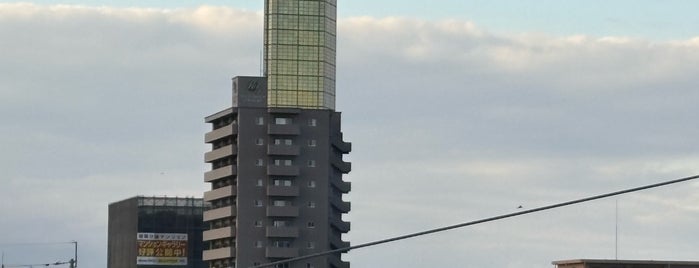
[254,220,263,227]
[274,139,293,145]
[307,221,315,228]
[273,200,289,207]
[274,159,293,166]
[255,159,264,166]
[254,200,263,207]
[256,179,264,187]
[275,117,292,125]
[256,138,264,145]
[254,241,263,248]
[308,118,317,126]
[273,179,292,187]
[307,160,316,167]
[255,117,264,125]
[273,241,291,248]
[306,262,314,268]
[273,220,288,227]
[307,201,316,208]
[308,181,316,188]
[308,139,317,147]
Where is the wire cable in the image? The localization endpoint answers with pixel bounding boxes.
[251,174,699,268]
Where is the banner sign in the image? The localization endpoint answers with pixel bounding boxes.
[137,233,188,266]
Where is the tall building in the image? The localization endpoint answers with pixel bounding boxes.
[108,196,208,268]
[202,1,351,268]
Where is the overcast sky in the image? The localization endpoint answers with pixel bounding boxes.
[1,1,699,268]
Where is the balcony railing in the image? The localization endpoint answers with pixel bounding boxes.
[266,226,299,238]
[265,247,299,258]
[268,124,300,135]
[267,185,300,197]
[331,178,351,193]
[330,235,350,251]
[203,226,235,241]
[205,145,236,163]
[331,138,352,153]
[202,246,234,261]
[267,144,300,156]
[203,206,235,221]
[331,157,351,173]
[204,185,236,202]
[330,217,350,233]
[205,166,237,182]
[267,165,300,176]
[266,206,299,217]
[205,124,236,143]
[330,198,351,213]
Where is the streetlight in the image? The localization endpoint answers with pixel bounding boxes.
[69,241,77,268]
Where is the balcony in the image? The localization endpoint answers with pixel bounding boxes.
[330,217,350,233]
[329,257,350,268]
[267,185,300,197]
[204,185,236,202]
[268,124,300,135]
[265,247,299,258]
[202,246,234,261]
[205,166,237,182]
[331,138,352,153]
[203,226,235,241]
[330,235,350,251]
[203,206,235,221]
[205,124,236,143]
[267,165,300,176]
[267,144,300,156]
[266,206,299,217]
[330,198,351,213]
[331,157,351,173]
[266,226,299,238]
[331,178,351,193]
[205,145,236,163]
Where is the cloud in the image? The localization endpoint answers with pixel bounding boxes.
[1,3,699,268]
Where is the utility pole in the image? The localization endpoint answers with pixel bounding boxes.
[71,241,77,268]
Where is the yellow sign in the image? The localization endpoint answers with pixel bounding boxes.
[137,233,188,266]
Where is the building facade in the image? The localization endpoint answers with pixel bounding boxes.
[553,259,699,268]
[202,1,351,268]
[108,196,208,268]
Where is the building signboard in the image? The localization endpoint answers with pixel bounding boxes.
[136,232,188,265]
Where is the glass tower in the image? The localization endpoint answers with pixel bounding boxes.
[264,0,337,110]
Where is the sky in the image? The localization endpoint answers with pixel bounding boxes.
[1,1,699,268]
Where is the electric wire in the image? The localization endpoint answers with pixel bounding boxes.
[251,174,699,268]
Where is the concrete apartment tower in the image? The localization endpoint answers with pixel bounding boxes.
[202,0,351,268]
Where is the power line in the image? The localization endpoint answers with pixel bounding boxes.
[251,174,699,268]
[0,242,74,247]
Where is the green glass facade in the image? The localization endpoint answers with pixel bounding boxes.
[264,0,337,110]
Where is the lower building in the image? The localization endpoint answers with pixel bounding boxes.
[553,259,699,268]
[108,196,209,268]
